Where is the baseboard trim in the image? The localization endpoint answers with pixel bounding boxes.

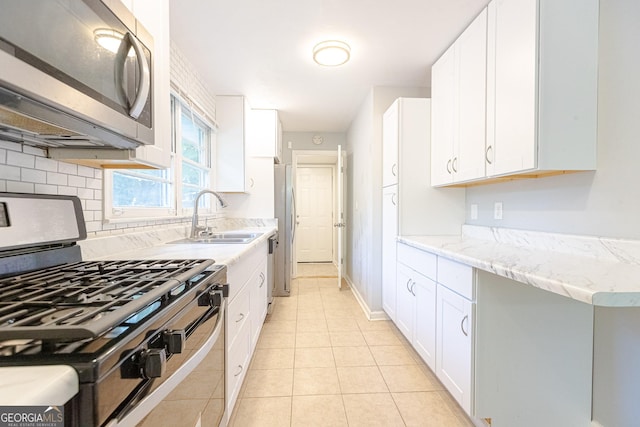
[344,274,389,321]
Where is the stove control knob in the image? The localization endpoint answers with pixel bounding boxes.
[139,348,166,379]
[163,329,186,354]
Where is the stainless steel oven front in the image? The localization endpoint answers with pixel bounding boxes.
[107,293,226,427]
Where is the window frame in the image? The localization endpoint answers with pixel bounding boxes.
[103,92,217,222]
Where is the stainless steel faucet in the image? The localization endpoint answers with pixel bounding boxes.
[190,189,228,239]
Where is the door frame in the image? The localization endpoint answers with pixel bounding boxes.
[291,149,346,278]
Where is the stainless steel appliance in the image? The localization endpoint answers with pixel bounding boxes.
[0,0,154,149]
[273,164,295,297]
[0,193,226,427]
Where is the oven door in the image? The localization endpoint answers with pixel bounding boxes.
[107,298,226,427]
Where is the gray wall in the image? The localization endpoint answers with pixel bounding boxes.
[346,86,429,314]
[281,132,347,164]
[466,0,640,239]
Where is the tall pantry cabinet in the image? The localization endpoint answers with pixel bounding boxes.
[381,98,464,323]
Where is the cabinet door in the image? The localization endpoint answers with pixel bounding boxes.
[216,95,247,192]
[382,100,399,187]
[430,47,456,186]
[454,8,487,182]
[436,284,474,414]
[127,0,171,168]
[250,258,268,351]
[488,0,537,176]
[396,263,416,342]
[382,186,398,321]
[413,274,437,370]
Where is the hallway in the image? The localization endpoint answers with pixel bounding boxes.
[228,263,474,426]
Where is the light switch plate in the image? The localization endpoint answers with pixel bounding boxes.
[470,204,478,220]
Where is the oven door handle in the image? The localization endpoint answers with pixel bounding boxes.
[106,297,226,427]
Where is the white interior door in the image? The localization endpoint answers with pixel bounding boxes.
[336,145,345,289]
[296,166,333,262]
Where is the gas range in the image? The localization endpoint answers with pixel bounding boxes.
[0,193,227,426]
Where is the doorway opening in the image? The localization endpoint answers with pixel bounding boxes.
[292,148,346,288]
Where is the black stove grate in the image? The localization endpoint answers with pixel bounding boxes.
[0,259,216,340]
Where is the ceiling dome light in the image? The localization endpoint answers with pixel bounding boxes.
[313,40,351,66]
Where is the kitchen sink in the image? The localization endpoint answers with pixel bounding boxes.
[169,232,263,244]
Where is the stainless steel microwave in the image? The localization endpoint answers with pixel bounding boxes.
[0,0,154,149]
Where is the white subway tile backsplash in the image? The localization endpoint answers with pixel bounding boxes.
[86,199,102,211]
[46,171,68,186]
[7,151,35,168]
[0,164,20,180]
[34,184,58,195]
[68,175,87,188]
[78,165,95,178]
[7,181,34,193]
[58,162,78,175]
[21,168,47,184]
[0,140,22,151]
[0,181,6,192]
[86,178,101,190]
[22,145,46,156]
[58,186,78,196]
[77,187,94,199]
[35,157,58,172]
[0,149,6,163]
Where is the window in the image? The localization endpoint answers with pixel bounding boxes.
[105,94,215,220]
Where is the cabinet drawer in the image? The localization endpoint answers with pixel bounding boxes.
[227,283,251,346]
[227,320,251,413]
[228,241,267,301]
[397,243,437,280]
[437,257,474,300]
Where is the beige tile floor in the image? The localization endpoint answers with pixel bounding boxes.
[228,263,475,427]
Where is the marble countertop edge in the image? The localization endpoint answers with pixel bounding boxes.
[398,234,640,307]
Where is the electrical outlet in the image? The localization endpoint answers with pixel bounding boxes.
[287,141,292,149]
[470,204,478,220]
[494,202,503,220]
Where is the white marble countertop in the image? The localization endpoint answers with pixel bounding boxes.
[399,226,640,307]
[83,225,277,266]
[0,365,78,405]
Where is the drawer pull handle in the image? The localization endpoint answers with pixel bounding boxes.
[446,159,452,174]
[236,313,245,323]
[452,157,458,173]
[410,281,416,297]
[406,278,412,293]
[486,145,493,165]
[461,315,469,337]
[234,365,243,377]
[259,272,265,287]
[391,163,398,177]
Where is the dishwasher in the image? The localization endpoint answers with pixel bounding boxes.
[267,234,278,311]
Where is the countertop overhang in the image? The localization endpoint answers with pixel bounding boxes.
[399,226,640,307]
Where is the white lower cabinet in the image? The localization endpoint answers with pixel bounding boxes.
[393,243,475,417]
[225,240,269,417]
[436,283,474,414]
[413,274,437,370]
[249,257,268,350]
[395,263,416,341]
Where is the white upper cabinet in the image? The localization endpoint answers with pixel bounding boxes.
[431,8,487,186]
[123,0,171,168]
[215,95,250,192]
[432,0,598,186]
[486,0,598,178]
[247,109,282,163]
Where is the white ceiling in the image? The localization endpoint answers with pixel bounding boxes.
[169,0,489,133]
